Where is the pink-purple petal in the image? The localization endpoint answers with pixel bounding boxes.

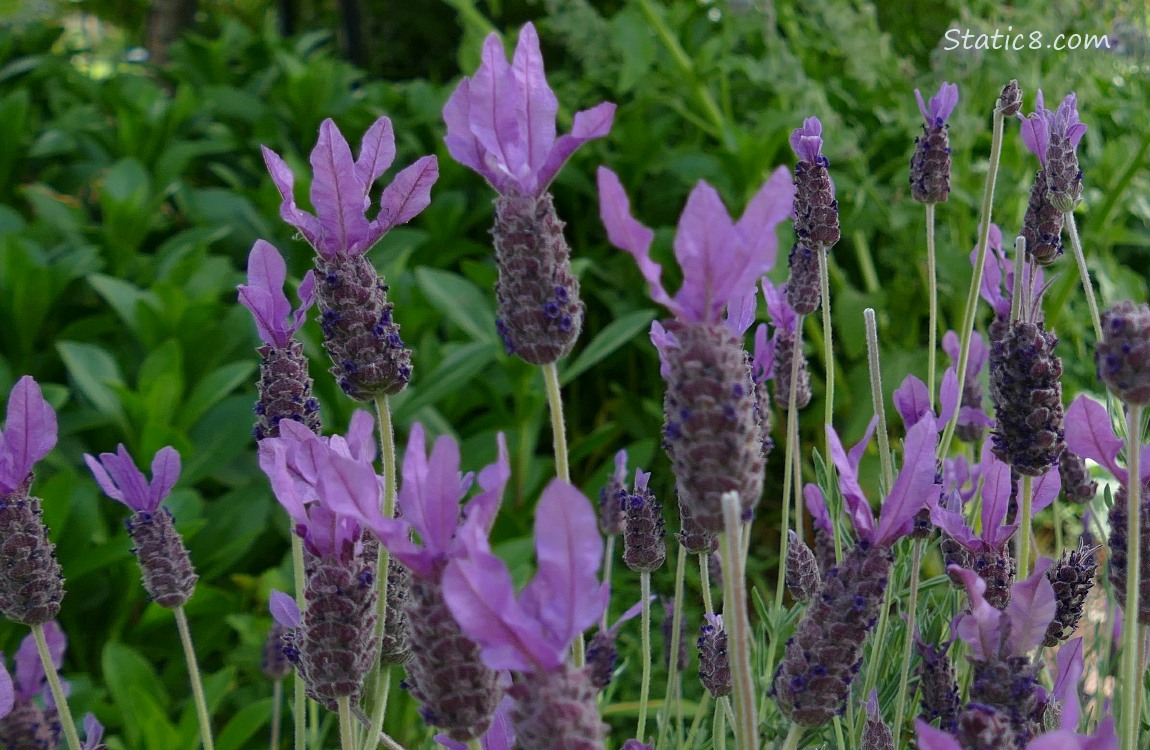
[269,589,301,629]
[0,661,11,719]
[649,320,678,380]
[471,33,525,191]
[1004,557,1056,656]
[874,416,939,546]
[309,119,370,255]
[980,457,1014,540]
[733,165,794,271]
[1029,465,1061,514]
[354,116,397,188]
[789,116,823,163]
[1065,395,1126,482]
[0,377,57,492]
[535,102,616,193]
[893,374,932,428]
[148,447,181,508]
[597,167,678,314]
[751,324,773,385]
[827,424,874,539]
[804,483,834,536]
[951,566,1001,660]
[672,180,739,322]
[1053,637,1084,731]
[261,146,323,249]
[1020,113,1051,163]
[914,720,964,750]
[938,367,959,426]
[847,416,878,469]
[375,155,439,235]
[462,433,510,535]
[511,22,558,180]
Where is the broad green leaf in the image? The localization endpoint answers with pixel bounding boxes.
[180,360,256,430]
[415,267,496,343]
[214,698,273,750]
[129,686,181,750]
[88,274,154,338]
[394,342,496,418]
[102,642,170,748]
[56,341,127,424]
[561,309,655,385]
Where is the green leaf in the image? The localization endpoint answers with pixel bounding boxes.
[561,309,655,385]
[394,341,496,419]
[56,341,127,425]
[179,360,256,430]
[88,274,153,338]
[415,267,496,343]
[102,642,171,748]
[130,686,182,749]
[214,698,273,750]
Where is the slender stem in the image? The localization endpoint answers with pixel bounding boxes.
[271,679,283,750]
[688,693,712,749]
[366,395,399,745]
[1121,404,1144,750]
[1018,475,1034,577]
[859,586,892,735]
[891,540,924,740]
[601,536,615,630]
[864,309,895,492]
[939,107,1006,459]
[290,535,307,750]
[774,315,804,612]
[175,607,215,750]
[657,545,688,750]
[833,716,847,750]
[819,248,835,427]
[638,571,653,743]
[721,491,759,750]
[714,697,728,750]
[925,204,938,410]
[338,697,356,750]
[468,740,482,750]
[1064,211,1104,342]
[32,623,83,750]
[1011,237,1027,325]
[779,723,803,750]
[542,362,570,482]
[1054,500,1064,562]
[700,552,715,614]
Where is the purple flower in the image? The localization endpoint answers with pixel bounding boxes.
[237,239,316,349]
[751,324,774,386]
[892,372,958,430]
[85,445,181,513]
[598,165,793,326]
[914,82,959,127]
[789,116,825,164]
[803,483,835,538]
[9,621,66,704]
[942,330,995,433]
[0,376,57,496]
[441,479,609,672]
[445,23,615,198]
[762,278,799,336]
[951,559,1056,660]
[81,713,105,750]
[0,660,10,720]
[915,718,1117,750]
[1019,91,1087,167]
[1065,394,1150,485]
[269,589,300,629]
[262,117,438,259]
[434,695,516,750]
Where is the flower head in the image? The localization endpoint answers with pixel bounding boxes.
[441,479,609,672]
[81,714,105,750]
[598,165,793,325]
[445,23,615,198]
[237,240,316,349]
[434,695,516,750]
[262,117,438,259]
[789,117,825,165]
[951,559,1056,660]
[1064,394,1150,486]
[85,445,181,513]
[1019,91,1087,167]
[914,82,959,127]
[0,376,57,496]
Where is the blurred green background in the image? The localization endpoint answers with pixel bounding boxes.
[0,0,1145,747]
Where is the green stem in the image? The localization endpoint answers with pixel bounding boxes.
[32,623,83,750]
[601,536,616,630]
[833,716,847,750]
[365,395,399,745]
[338,696,355,750]
[175,606,215,750]
[859,586,892,736]
[638,571,653,743]
[1011,237,1027,325]
[468,740,483,750]
[721,492,759,750]
[1018,475,1034,577]
[1054,500,1064,562]
[779,723,803,750]
[774,316,805,612]
[714,697,728,750]
[819,248,834,427]
[939,107,1006,460]
[657,544,688,750]
[687,692,712,749]
[700,552,716,614]
[1064,211,1104,342]
[291,535,307,750]
[1121,405,1144,750]
[864,309,895,492]
[271,679,283,750]
[891,540,924,740]
[926,203,938,410]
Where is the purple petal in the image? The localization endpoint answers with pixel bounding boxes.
[929,491,979,549]
[762,278,797,334]
[0,377,57,493]
[257,439,309,524]
[374,155,438,238]
[148,447,180,508]
[1083,717,1118,750]
[951,566,1002,660]
[847,416,878,469]
[893,374,931,428]
[354,116,396,188]
[1005,557,1056,656]
[732,165,795,274]
[723,288,758,337]
[519,480,607,653]
[914,720,964,750]
[1020,113,1051,163]
[789,116,823,163]
[672,180,739,323]
[260,146,322,250]
[238,239,292,347]
[293,270,317,332]
[941,330,961,363]
[927,82,959,124]
[15,621,64,700]
[649,321,677,380]
[1053,637,1084,731]
[441,548,561,672]
[913,88,930,125]
[536,102,616,193]
[0,661,11,719]
[804,483,834,536]
[967,331,989,375]
[597,167,677,314]
[84,453,126,506]
[612,449,628,485]
[938,367,959,427]
[751,324,774,385]
[980,456,1014,543]
[315,452,384,528]
[1029,465,1061,514]
[81,713,104,750]
[864,688,880,719]
[86,445,155,512]
[1065,395,1126,482]
[344,410,376,464]
[875,416,940,546]
[827,425,874,539]
[510,23,558,183]
[608,597,649,633]
[443,78,500,187]
[463,433,510,535]
[470,32,525,192]
[308,119,370,256]
[269,590,301,629]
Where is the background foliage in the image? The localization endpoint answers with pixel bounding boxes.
[0,0,1146,746]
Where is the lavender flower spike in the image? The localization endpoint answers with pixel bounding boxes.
[445,23,615,364]
[765,279,811,410]
[790,116,840,252]
[442,480,609,750]
[910,82,958,204]
[86,445,196,608]
[0,377,64,627]
[1019,91,1087,263]
[262,118,437,399]
[0,621,66,748]
[599,165,791,531]
[238,239,320,439]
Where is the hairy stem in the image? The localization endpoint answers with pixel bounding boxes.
[32,623,83,750]
[714,697,728,750]
[1018,475,1034,576]
[601,536,616,630]
[366,394,399,744]
[1122,404,1144,750]
[1064,211,1103,342]
[819,248,835,427]
[721,492,759,750]
[638,571,653,743]
[657,544,688,749]
[339,696,355,750]
[271,679,283,750]
[775,314,805,611]
[865,309,895,492]
[891,540,924,740]
[926,203,938,410]
[175,607,215,750]
[290,534,307,750]
[700,552,716,614]
[939,107,1006,459]
[779,723,803,750]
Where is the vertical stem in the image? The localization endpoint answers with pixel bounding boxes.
[721,491,759,750]
[714,697,728,750]
[637,572,653,742]
[290,535,307,750]
[601,536,615,630]
[1054,500,1065,562]
[774,314,805,612]
[939,108,1006,459]
[864,309,895,492]
[1064,211,1104,342]
[1010,237,1027,325]
[925,203,938,410]
[1121,404,1144,750]
[366,395,398,745]
[175,607,215,750]
[700,552,716,614]
[833,716,847,750]
[891,540,924,739]
[338,696,355,750]
[271,679,283,750]
[468,739,483,750]
[32,623,83,750]
[1018,475,1034,577]
[657,544,688,750]
[819,248,835,427]
[859,586,892,735]
[778,723,803,750]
